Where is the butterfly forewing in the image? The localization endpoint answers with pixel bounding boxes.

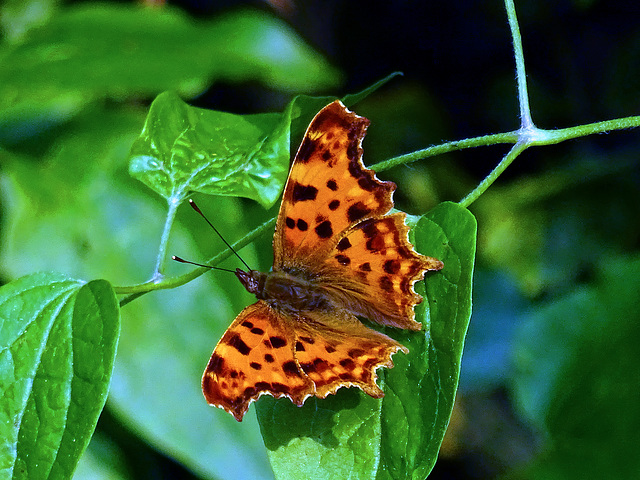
[273,101,394,268]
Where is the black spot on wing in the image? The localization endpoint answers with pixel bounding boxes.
[297,137,317,163]
[347,202,372,223]
[339,358,356,370]
[283,361,300,376]
[336,238,351,251]
[335,254,351,266]
[383,260,401,275]
[206,353,224,375]
[292,183,318,202]
[315,220,333,239]
[379,276,394,292]
[270,336,287,348]
[226,334,251,356]
[297,219,308,231]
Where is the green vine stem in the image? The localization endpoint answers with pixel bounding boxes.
[116,215,276,306]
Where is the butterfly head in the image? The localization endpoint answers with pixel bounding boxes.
[235,268,267,297]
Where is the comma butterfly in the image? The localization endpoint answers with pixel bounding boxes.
[202,100,444,421]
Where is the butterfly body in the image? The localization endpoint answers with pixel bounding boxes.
[203,101,444,421]
[235,268,333,313]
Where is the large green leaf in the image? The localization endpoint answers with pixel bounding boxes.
[377,202,476,479]
[256,202,477,480]
[0,273,120,479]
[129,91,292,208]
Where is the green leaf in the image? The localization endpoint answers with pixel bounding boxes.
[0,0,59,42]
[0,4,341,144]
[258,391,383,480]
[129,91,292,208]
[0,273,120,479]
[377,201,477,479]
[0,107,156,284]
[256,202,477,480]
[128,75,402,208]
[513,255,640,479]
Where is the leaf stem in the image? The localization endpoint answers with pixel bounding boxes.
[154,197,180,278]
[458,142,526,208]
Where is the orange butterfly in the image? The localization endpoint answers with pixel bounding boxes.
[202,100,443,421]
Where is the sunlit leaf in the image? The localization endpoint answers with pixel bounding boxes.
[129,91,292,208]
[0,274,119,479]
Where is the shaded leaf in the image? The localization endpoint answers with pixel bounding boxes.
[0,104,272,479]
[110,278,273,480]
[513,255,640,479]
[0,274,119,479]
[74,431,131,480]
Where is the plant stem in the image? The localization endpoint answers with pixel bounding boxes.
[458,142,527,208]
[371,132,520,172]
[505,0,534,130]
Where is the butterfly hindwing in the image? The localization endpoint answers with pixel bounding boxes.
[202,301,314,421]
[323,213,444,329]
[291,309,407,399]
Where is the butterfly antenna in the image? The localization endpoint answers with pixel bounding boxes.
[171,255,236,273]
[187,199,253,271]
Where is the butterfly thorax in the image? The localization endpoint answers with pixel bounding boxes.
[235,268,332,313]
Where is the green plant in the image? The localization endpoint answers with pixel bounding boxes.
[1,1,638,479]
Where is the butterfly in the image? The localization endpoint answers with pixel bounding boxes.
[202,100,443,421]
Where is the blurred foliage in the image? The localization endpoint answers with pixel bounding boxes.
[1,0,639,479]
